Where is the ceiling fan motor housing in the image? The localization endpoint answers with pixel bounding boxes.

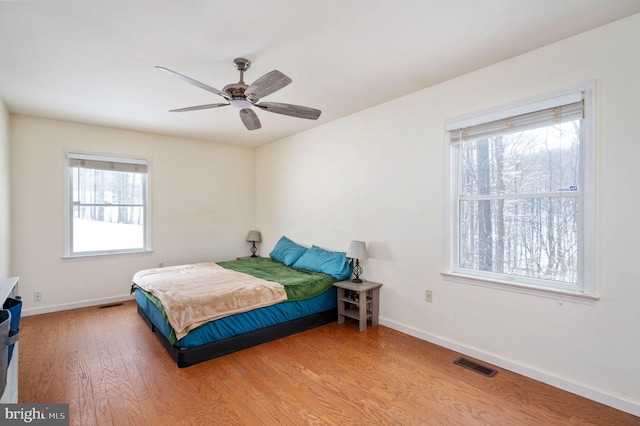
[223,82,254,108]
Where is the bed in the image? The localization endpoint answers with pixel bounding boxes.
[131,237,352,367]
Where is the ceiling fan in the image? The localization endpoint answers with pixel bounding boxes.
[156,58,321,131]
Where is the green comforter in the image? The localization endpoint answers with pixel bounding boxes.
[217,257,336,301]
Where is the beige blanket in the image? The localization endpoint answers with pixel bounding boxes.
[132,262,287,340]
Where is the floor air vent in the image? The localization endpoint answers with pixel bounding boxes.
[99,303,124,309]
[453,357,497,377]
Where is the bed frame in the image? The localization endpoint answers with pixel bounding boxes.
[137,304,337,368]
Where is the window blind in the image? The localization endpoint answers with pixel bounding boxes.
[448,101,583,144]
[67,153,147,174]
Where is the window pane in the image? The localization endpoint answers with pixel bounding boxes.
[73,206,145,253]
[460,120,581,196]
[458,197,578,285]
[72,168,145,205]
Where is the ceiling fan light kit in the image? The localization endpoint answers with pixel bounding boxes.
[230,99,253,109]
[157,58,321,131]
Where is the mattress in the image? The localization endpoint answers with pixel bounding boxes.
[133,257,338,347]
[135,286,336,348]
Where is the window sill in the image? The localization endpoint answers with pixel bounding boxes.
[62,250,153,262]
[441,272,599,306]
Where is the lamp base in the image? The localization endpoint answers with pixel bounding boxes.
[351,259,363,283]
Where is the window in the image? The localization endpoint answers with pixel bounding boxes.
[444,84,596,301]
[65,151,149,256]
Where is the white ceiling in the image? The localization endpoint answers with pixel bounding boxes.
[1,1,639,147]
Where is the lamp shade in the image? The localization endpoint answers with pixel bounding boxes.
[346,240,367,260]
[246,230,262,242]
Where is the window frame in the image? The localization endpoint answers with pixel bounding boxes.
[442,82,597,304]
[63,150,152,258]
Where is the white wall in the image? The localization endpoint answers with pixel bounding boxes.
[257,14,640,415]
[0,100,9,277]
[10,115,256,314]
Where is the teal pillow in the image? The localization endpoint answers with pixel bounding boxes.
[269,236,308,266]
[292,245,352,280]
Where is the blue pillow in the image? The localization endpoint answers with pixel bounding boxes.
[292,245,352,280]
[269,236,308,266]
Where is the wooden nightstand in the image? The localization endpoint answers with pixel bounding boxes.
[333,280,382,332]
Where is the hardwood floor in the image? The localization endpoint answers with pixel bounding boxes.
[19,300,639,425]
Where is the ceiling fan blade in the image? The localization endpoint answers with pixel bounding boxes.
[169,103,229,112]
[245,70,292,100]
[239,108,261,130]
[255,102,321,120]
[156,66,230,99]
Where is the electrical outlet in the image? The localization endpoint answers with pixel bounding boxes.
[34,291,42,302]
[425,290,433,303]
[158,262,165,268]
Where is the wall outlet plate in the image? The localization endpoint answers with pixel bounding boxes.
[425,290,433,303]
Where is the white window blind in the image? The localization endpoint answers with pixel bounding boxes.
[67,158,148,174]
[448,101,583,144]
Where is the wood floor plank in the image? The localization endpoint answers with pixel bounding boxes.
[18,300,640,425]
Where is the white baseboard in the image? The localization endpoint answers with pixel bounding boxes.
[379,317,640,417]
[22,294,136,317]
